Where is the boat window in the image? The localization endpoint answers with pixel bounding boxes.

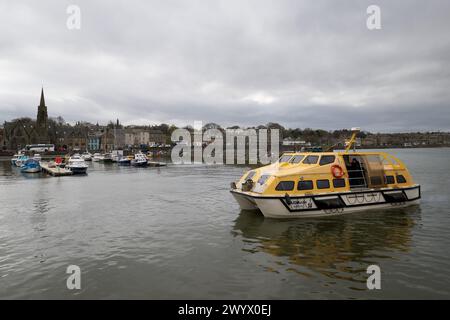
[279,155,292,163]
[257,175,270,185]
[290,155,304,164]
[316,179,330,189]
[396,175,407,183]
[319,155,335,166]
[245,171,256,181]
[385,175,395,184]
[303,155,319,164]
[333,178,346,188]
[298,180,314,190]
[275,181,295,191]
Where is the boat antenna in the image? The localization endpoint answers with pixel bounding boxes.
[345,127,361,153]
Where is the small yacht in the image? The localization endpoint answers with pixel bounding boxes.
[230,128,421,218]
[15,154,29,167]
[20,158,41,173]
[102,153,113,163]
[131,153,148,167]
[92,153,104,162]
[81,152,92,161]
[66,155,88,174]
[111,150,124,162]
[11,151,26,166]
[118,155,133,166]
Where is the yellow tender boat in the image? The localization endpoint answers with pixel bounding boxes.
[230,130,420,218]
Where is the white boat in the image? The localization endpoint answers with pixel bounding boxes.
[15,155,29,167]
[111,150,124,162]
[66,155,88,174]
[81,152,92,161]
[102,153,113,163]
[118,155,133,166]
[10,152,24,166]
[33,154,42,162]
[92,153,104,162]
[131,152,148,167]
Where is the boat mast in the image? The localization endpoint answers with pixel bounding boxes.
[345,127,360,153]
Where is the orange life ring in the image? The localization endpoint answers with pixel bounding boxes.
[331,165,344,178]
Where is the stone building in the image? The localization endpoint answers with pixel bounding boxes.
[87,132,102,151]
[2,88,50,150]
[113,128,125,149]
[3,117,40,150]
[64,124,88,151]
[124,128,167,147]
[100,129,115,151]
[148,130,166,145]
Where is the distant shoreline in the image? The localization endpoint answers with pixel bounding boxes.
[1,145,449,160]
[330,145,450,150]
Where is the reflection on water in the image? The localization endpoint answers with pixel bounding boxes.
[233,206,420,286]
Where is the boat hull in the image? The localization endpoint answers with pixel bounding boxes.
[131,161,148,167]
[68,167,87,174]
[231,185,421,218]
[21,167,41,173]
[118,160,131,166]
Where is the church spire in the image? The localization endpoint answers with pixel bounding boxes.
[36,87,49,143]
[40,87,45,107]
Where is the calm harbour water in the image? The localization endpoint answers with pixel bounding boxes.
[1,148,450,299]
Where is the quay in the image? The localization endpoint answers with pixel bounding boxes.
[40,162,73,176]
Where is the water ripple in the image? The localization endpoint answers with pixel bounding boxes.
[1,149,450,298]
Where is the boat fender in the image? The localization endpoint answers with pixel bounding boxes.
[285,193,292,205]
[331,165,344,178]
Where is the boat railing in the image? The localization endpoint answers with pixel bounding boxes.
[346,167,368,188]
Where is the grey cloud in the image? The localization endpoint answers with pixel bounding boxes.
[0,0,449,131]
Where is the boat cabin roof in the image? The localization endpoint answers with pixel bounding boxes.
[269,151,406,178]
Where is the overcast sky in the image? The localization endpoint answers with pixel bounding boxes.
[0,0,449,132]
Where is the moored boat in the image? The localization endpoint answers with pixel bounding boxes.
[33,154,42,162]
[81,152,92,161]
[20,158,41,173]
[102,153,113,163]
[118,155,133,166]
[111,150,124,162]
[230,128,421,218]
[131,153,148,167]
[92,153,104,162]
[11,153,22,166]
[15,155,29,167]
[66,155,88,174]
